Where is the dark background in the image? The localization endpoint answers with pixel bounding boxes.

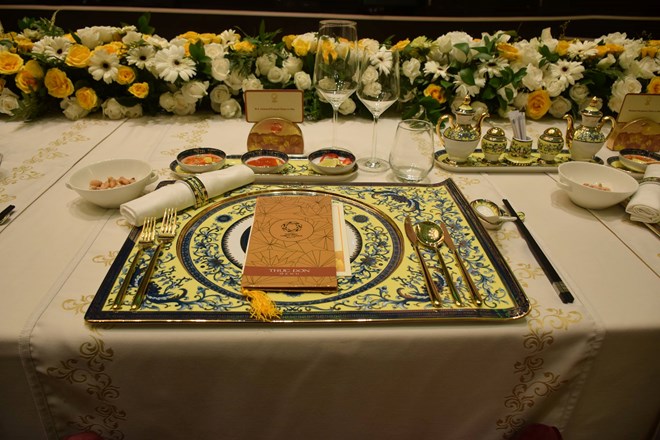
[0,1,657,41]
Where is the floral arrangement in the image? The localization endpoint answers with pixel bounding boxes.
[0,13,658,123]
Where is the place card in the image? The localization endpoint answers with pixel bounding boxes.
[241,195,338,292]
[244,89,304,123]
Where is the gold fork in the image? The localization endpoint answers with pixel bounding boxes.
[112,217,156,310]
[131,208,178,310]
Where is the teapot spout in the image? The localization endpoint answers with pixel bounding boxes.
[563,114,574,148]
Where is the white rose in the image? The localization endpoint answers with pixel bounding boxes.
[544,76,568,97]
[102,98,125,119]
[338,97,356,115]
[362,81,382,98]
[224,71,245,93]
[434,34,453,53]
[171,92,196,115]
[0,88,19,116]
[361,66,379,84]
[76,27,103,48]
[568,83,590,105]
[59,97,89,120]
[211,57,231,81]
[209,84,232,105]
[293,71,312,90]
[548,96,573,118]
[122,30,142,45]
[522,64,544,91]
[124,104,143,118]
[402,58,421,85]
[608,76,642,113]
[283,56,303,74]
[241,75,263,92]
[181,80,209,103]
[597,54,616,70]
[220,98,242,118]
[255,53,277,76]
[159,92,176,112]
[266,66,291,84]
[203,43,225,60]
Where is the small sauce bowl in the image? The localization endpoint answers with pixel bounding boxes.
[176,147,226,173]
[241,149,289,174]
[618,148,660,173]
[308,148,356,175]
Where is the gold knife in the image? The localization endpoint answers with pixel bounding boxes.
[404,216,442,308]
[439,222,483,306]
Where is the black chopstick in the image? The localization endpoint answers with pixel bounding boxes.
[502,199,574,304]
[0,205,15,224]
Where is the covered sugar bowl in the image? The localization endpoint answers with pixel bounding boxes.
[481,127,508,163]
[538,127,564,162]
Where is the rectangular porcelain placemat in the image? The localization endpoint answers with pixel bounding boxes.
[85,179,530,323]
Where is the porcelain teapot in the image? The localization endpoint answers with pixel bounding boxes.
[563,97,616,161]
[437,96,489,162]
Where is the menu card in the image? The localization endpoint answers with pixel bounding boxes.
[242,195,338,292]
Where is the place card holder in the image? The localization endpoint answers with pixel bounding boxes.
[183,176,209,208]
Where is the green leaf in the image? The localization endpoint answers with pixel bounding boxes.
[136,13,155,35]
[453,42,470,56]
[459,68,476,86]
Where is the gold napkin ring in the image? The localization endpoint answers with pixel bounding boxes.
[640,176,660,185]
[183,176,209,208]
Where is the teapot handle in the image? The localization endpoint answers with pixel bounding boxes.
[436,114,452,140]
[598,116,617,141]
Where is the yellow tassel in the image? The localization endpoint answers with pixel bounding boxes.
[241,289,282,322]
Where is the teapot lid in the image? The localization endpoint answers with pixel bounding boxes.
[540,127,563,141]
[581,97,603,118]
[454,96,475,116]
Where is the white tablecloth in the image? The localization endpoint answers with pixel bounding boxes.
[1,114,658,440]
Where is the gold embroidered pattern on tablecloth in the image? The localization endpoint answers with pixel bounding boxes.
[92,251,119,267]
[171,118,209,152]
[496,297,583,438]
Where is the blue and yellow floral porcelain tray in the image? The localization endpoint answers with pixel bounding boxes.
[85,179,530,324]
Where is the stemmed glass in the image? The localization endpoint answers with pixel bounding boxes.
[313,20,360,149]
[356,46,400,171]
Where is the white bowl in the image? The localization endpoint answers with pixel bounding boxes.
[618,148,660,173]
[557,161,639,209]
[66,158,158,208]
[308,148,356,175]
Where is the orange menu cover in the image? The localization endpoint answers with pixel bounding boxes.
[241,195,338,292]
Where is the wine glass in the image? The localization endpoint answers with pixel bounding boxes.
[313,20,360,149]
[356,46,399,171]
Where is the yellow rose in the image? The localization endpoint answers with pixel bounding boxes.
[116,65,136,85]
[75,87,98,110]
[15,60,44,93]
[526,90,551,120]
[233,40,255,53]
[319,40,337,64]
[128,82,149,99]
[178,31,200,43]
[282,35,296,50]
[0,51,24,74]
[556,40,571,56]
[199,33,219,44]
[392,39,410,52]
[496,43,520,62]
[292,38,313,57]
[97,41,125,57]
[423,84,447,104]
[641,46,658,58]
[647,77,660,94]
[13,35,34,53]
[65,44,92,68]
[44,68,74,98]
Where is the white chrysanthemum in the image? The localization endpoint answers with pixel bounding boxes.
[477,56,508,78]
[423,61,449,82]
[369,46,393,75]
[219,29,240,45]
[152,45,196,83]
[567,40,598,59]
[549,60,585,86]
[88,49,120,84]
[32,36,72,61]
[126,45,155,69]
[453,72,485,97]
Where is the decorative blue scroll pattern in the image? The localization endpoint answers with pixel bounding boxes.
[86,179,529,323]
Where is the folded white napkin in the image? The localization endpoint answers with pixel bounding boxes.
[626,163,660,224]
[120,165,255,226]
